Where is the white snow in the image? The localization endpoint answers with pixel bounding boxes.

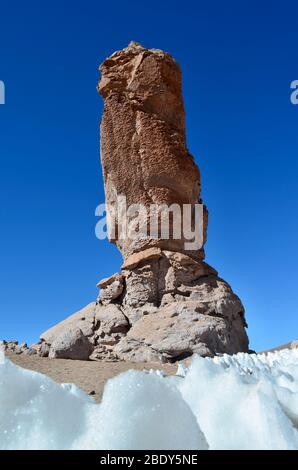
[0,347,297,450]
[178,350,298,450]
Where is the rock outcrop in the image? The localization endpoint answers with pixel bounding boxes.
[98,41,207,260]
[37,42,249,362]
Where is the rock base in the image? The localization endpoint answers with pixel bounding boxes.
[37,250,249,362]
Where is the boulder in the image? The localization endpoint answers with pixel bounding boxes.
[49,328,93,360]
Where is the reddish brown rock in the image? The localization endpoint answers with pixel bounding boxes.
[98,41,207,260]
[121,247,162,270]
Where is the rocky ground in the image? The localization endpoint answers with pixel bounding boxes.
[6,351,177,402]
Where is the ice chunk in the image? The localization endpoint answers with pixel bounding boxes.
[0,349,298,450]
[74,370,207,450]
[0,355,206,450]
[179,350,298,450]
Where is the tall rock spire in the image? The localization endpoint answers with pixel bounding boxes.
[98,42,207,260]
[95,42,249,361]
[39,43,249,362]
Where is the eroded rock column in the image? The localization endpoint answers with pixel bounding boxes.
[98,41,207,260]
[38,42,249,363]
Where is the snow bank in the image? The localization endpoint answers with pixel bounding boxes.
[74,370,207,450]
[178,350,298,450]
[0,352,206,450]
[0,347,297,450]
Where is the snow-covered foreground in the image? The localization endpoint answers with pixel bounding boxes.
[0,348,298,450]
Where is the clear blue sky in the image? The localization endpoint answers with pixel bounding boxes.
[0,0,297,351]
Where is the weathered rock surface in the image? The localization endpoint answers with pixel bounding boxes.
[97,274,124,304]
[49,328,93,360]
[36,249,248,362]
[34,42,249,362]
[36,302,129,360]
[114,284,248,362]
[98,41,207,260]
[94,304,129,345]
[112,250,248,362]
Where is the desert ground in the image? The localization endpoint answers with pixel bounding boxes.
[6,352,177,402]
